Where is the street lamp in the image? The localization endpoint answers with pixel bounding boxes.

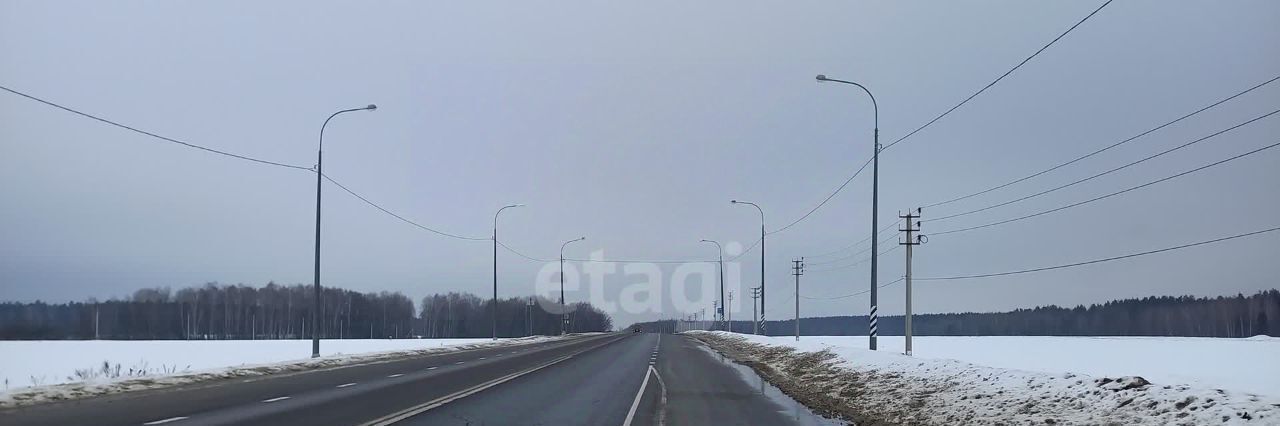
[816,73,881,351]
[559,236,586,335]
[730,200,765,335]
[699,239,724,331]
[492,203,524,341]
[312,104,376,358]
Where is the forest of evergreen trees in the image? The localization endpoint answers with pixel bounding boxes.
[0,283,612,340]
[634,290,1280,337]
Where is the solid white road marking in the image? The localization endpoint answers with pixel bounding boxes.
[336,382,357,388]
[261,396,291,403]
[622,366,654,426]
[650,365,669,426]
[142,417,189,425]
[387,374,404,378]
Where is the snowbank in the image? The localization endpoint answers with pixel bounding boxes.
[688,332,1280,425]
[0,336,559,408]
[766,335,1280,397]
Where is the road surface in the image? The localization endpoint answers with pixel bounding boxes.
[0,333,838,425]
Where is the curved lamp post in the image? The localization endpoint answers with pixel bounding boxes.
[492,204,524,340]
[700,239,725,331]
[730,199,764,335]
[816,73,881,350]
[559,236,586,335]
[313,104,376,358]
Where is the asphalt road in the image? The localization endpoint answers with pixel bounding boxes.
[0,333,839,426]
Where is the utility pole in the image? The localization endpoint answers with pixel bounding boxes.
[750,286,761,335]
[727,291,733,332]
[793,257,804,341]
[711,301,718,330]
[900,208,923,356]
[526,297,534,336]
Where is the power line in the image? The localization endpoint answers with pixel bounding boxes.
[919,226,1280,281]
[768,156,874,235]
[806,220,901,258]
[496,240,554,262]
[566,256,716,264]
[925,74,1280,209]
[2,84,496,243]
[808,244,900,273]
[321,174,490,241]
[497,240,716,264]
[799,277,905,301]
[727,236,763,262]
[767,1,1112,235]
[0,84,311,171]
[767,290,796,312]
[932,139,1280,236]
[882,0,1113,153]
[808,237,898,267]
[931,108,1280,223]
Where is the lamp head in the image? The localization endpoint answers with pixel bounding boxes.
[365,104,378,111]
[815,74,828,82]
[730,200,738,204]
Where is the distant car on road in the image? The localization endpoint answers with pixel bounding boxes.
[632,325,641,333]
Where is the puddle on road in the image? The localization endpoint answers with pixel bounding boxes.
[693,344,847,426]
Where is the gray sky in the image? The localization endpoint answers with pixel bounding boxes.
[2,1,1278,329]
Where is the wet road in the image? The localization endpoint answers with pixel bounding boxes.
[0,333,839,425]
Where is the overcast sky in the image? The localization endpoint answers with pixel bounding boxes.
[2,1,1278,329]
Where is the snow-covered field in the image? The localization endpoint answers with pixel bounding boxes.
[0,337,541,404]
[690,332,1280,425]
[776,335,1280,397]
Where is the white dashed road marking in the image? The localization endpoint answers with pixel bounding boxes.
[427,366,438,370]
[142,417,189,425]
[262,396,291,403]
[336,383,357,388]
[387,374,404,378]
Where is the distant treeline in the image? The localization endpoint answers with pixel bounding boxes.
[0,283,612,340]
[633,290,1279,337]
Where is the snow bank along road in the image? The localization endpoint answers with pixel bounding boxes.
[0,333,837,425]
[689,332,1279,425]
[2,338,496,391]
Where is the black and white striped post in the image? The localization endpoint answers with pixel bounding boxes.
[869,305,878,341]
